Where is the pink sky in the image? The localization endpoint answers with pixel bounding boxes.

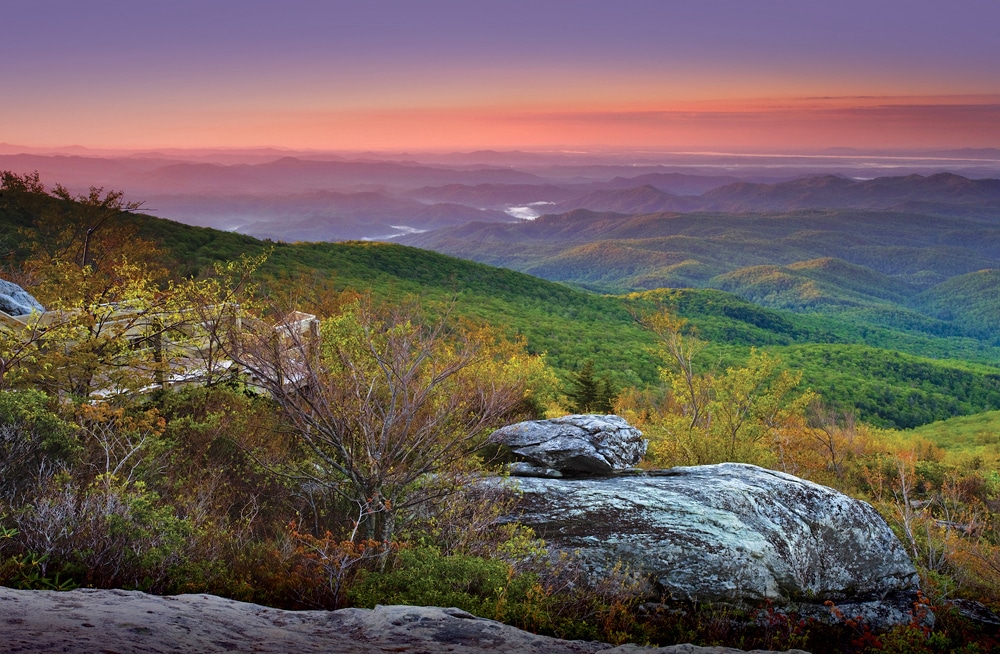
[2,1,998,152]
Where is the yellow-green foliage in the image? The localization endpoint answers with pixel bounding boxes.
[349,547,535,620]
[254,296,555,544]
[903,410,1000,467]
[350,546,644,643]
[623,310,813,468]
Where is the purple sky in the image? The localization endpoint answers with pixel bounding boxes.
[3,1,999,150]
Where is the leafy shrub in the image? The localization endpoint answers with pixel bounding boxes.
[9,473,191,591]
[349,546,529,618]
[0,390,78,502]
[282,524,388,609]
[349,545,646,644]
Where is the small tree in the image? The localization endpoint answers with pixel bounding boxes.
[595,375,617,414]
[222,296,546,546]
[568,360,599,413]
[636,309,812,467]
[22,259,200,400]
[1,170,49,281]
[0,314,46,389]
[2,177,202,399]
[642,311,711,430]
[567,360,617,414]
[706,349,812,463]
[35,184,145,272]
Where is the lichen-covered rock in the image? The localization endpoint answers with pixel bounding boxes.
[508,461,564,478]
[946,598,1000,627]
[0,278,43,316]
[0,587,807,653]
[510,463,920,620]
[489,414,646,475]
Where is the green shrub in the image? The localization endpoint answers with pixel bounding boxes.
[0,390,78,501]
[348,546,646,644]
[10,474,192,591]
[349,546,534,619]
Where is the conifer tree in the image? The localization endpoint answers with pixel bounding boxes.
[568,360,617,413]
[568,360,599,413]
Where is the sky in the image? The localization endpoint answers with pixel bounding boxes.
[2,0,1000,152]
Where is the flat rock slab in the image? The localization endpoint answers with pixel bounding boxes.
[0,587,807,654]
[511,463,920,608]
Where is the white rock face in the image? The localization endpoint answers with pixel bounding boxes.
[511,463,920,611]
[489,414,647,475]
[0,278,43,316]
[0,587,806,653]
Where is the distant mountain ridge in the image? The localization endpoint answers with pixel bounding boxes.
[145,190,510,241]
[400,175,1000,344]
[405,183,580,208]
[546,173,1000,217]
[700,172,1000,213]
[552,185,704,214]
[405,172,742,209]
[4,150,999,242]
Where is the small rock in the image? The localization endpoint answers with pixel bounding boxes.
[946,598,1000,627]
[0,278,44,317]
[509,461,564,478]
[489,414,646,475]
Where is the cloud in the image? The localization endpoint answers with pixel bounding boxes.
[487,97,1000,150]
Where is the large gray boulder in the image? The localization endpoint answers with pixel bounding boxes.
[0,278,44,316]
[510,463,920,625]
[489,414,646,475]
[0,587,807,653]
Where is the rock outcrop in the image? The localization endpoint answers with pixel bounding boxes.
[0,587,807,654]
[510,463,921,626]
[489,414,646,476]
[0,279,43,317]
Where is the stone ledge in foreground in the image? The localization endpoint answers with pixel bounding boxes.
[0,587,808,654]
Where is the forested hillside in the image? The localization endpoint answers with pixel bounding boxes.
[5,176,1000,429]
[402,200,1000,347]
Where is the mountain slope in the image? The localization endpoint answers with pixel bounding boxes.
[401,203,1000,344]
[6,191,1000,428]
[917,269,1000,339]
[125,210,1000,425]
[552,185,703,214]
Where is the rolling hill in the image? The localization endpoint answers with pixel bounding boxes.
[699,172,1000,215]
[401,197,1000,347]
[916,269,1000,338]
[122,211,1000,428]
[6,176,1000,429]
[551,185,703,214]
[541,173,1000,217]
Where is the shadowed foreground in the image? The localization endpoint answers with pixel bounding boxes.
[0,587,807,654]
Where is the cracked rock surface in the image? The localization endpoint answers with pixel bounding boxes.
[490,414,647,475]
[0,279,43,317]
[0,587,807,653]
[511,462,920,627]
